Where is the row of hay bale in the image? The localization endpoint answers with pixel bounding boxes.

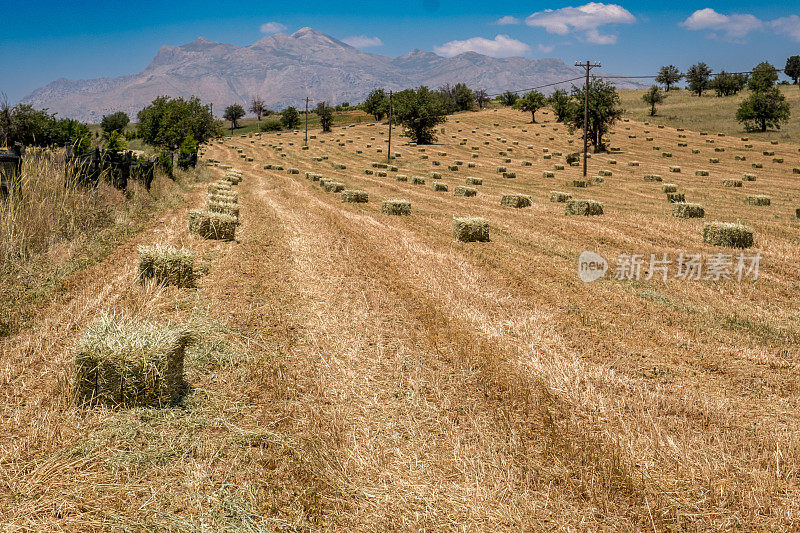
[73,166,248,409]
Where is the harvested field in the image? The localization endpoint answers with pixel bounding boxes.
[4,106,800,531]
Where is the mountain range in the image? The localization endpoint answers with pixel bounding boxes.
[21,27,644,123]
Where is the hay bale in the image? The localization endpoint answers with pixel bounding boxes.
[454,186,477,197]
[666,192,685,203]
[324,181,346,193]
[341,190,369,203]
[189,211,236,241]
[554,164,565,171]
[670,166,681,173]
[502,172,517,179]
[662,184,678,193]
[433,182,449,192]
[138,245,196,288]
[396,174,408,182]
[672,202,705,218]
[703,222,754,248]
[208,199,239,218]
[746,195,770,206]
[429,172,442,179]
[565,199,604,216]
[550,191,572,203]
[543,171,555,178]
[453,217,489,242]
[465,177,483,186]
[743,174,757,181]
[722,179,743,188]
[73,315,195,407]
[412,176,426,185]
[571,180,589,188]
[598,170,613,177]
[381,200,411,215]
[662,152,673,158]
[628,161,640,167]
[695,170,709,176]
[709,158,720,164]
[643,174,662,182]
[500,194,532,208]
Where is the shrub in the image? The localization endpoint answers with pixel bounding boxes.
[138,245,196,288]
[565,199,604,216]
[673,202,705,218]
[73,315,195,407]
[453,217,489,242]
[500,194,531,208]
[703,222,754,248]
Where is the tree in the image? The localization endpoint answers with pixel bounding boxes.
[655,65,683,92]
[453,83,475,112]
[785,56,800,84]
[392,86,448,144]
[363,89,389,121]
[100,111,130,134]
[250,98,267,121]
[748,62,779,93]
[686,62,712,96]
[514,90,547,123]
[497,91,519,106]
[641,86,666,116]
[709,71,748,97]
[475,89,489,109]
[565,79,623,152]
[317,102,333,132]
[102,130,127,152]
[137,96,219,150]
[281,106,301,129]
[223,103,245,129]
[549,89,572,122]
[736,87,790,132]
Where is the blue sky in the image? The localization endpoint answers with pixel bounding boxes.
[2,1,799,104]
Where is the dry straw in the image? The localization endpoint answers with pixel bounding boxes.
[341,189,369,203]
[381,199,411,215]
[137,245,196,288]
[453,217,489,242]
[565,199,604,216]
[73,314,196,408]
[189,211,237,240]
[500,194,532,208]
[703,222,754,248]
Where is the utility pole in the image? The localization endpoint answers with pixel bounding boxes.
[387,90,393,164]
[304,97,309,146]
[574,61,601,178]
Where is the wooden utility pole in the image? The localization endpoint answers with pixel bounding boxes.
[574,61,601,178]
[304,97,309,146]
[387,90,393,164]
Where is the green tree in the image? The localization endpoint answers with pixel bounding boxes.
[55,118,92,154]
[392,86,448,144]
[363,89,389,121]
[223,103,246,129]
[641,85,666,116]
[748,62,779,93]
[709,71,748,97]
[137,96,219,150]
[514,90,547,123]
[102,129,127,152]
[736,87,790,132]
[785,55,800,84]
[475,89,489,109]
[497,91,519,106]
[281,107,301,129]
[250,98,267,121]
[549,89,572,122]
[180,133,198,156]
[317,102,334,132]
[100,111,130,134]
[453,83,475,112]
[565,79,623,152]
[655,65,683,92]
[686,62,712,96]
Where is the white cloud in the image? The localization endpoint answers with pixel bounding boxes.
[681,8,762,39]
[538,44,555,54]
[433,34,530,58]
[260,22,287,34]
[770,15,800,42]
[525,3,635,45]
[342,35,384,48]
[496,16,520,25]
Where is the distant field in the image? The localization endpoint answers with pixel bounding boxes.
[620,85,800,141]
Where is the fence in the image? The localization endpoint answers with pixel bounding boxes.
[0,144,23,197]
